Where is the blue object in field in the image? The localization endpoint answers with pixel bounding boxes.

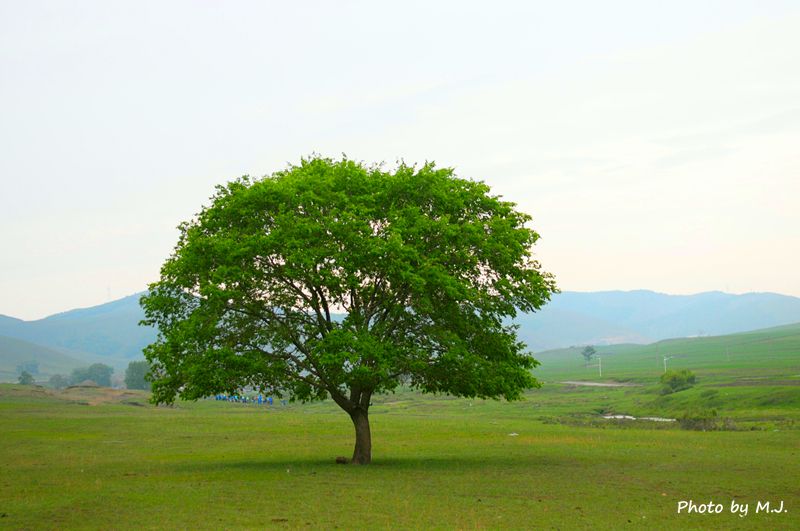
[268,396,273,405]
[258,395,263,405]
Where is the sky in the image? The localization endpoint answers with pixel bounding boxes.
[1,1,799,320]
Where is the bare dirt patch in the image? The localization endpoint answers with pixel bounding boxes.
[58,387,150,406]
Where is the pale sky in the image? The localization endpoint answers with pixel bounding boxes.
[1,1,799,320]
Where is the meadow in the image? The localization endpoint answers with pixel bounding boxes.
[1,324,799,529]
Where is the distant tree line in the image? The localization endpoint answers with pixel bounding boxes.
[45,363,115,389]
[44,361,151,391]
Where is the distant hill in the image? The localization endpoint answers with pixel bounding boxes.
[0,335,87,382]
[0,293,156,364]
[517,290,800,351]
[2,289,800,359]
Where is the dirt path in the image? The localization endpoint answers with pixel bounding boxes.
[560,380,642,387]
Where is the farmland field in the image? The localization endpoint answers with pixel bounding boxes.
[2,325,799,529]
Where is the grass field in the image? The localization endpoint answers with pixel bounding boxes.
[1,380,798,530]
[2,324,799,529]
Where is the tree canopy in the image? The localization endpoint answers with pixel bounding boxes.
[581,345,596,366]
[125,360,151,390]
[70,363,114,387]
[141,156,556,463]
[48,374,69,390]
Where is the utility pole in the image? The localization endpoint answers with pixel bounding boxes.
[598,356,602,378]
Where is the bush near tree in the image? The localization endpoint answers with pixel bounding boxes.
[660,369,696,395]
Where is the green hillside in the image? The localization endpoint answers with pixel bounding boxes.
[533,322,800,383]
[0,335,87,382]
[0,292,157,362]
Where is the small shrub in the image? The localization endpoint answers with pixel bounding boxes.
[660,369,696,395]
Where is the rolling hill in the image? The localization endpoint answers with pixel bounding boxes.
[518,290,800,350]
[0,335,88,382]
[2,290,800,362]
[0,293,156,364]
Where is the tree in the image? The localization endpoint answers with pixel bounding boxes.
[49,374,69,390]
[141,156,557,464]
[70,363,113,387]
[18,371,34,385]
[125,360,151,390]
[581,346,596,367]
[69,367,89,385]
[86,363,114,387]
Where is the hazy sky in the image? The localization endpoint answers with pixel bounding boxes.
[2,1,799,320]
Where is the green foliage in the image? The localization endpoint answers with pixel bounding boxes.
[48,374,69,390]
[69,363,114,387]
[17,371,34,385]
[124,360,151,390]
[141,156,556,411]
[660,369,697,395]
[581,345,596,365]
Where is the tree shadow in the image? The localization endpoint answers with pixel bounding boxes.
[172,453,562,474]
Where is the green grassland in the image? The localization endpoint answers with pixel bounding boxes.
[527,323,800,431]
[1,324,799,529]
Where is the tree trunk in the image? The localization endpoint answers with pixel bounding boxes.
[349,408,371,464]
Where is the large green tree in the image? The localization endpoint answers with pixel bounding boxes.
[141,157,556,464]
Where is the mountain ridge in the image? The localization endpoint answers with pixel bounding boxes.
[1,289,799,358]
